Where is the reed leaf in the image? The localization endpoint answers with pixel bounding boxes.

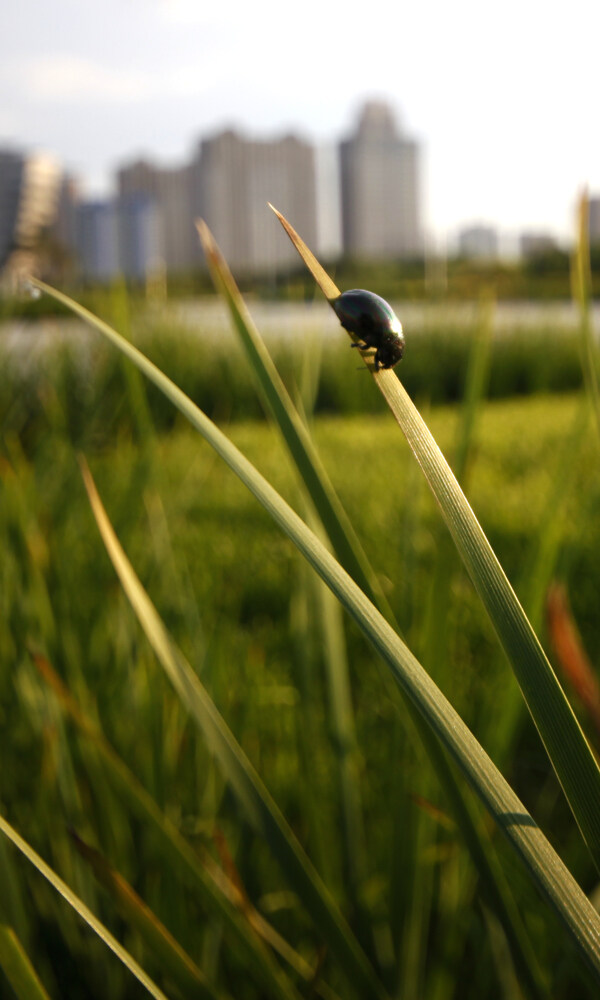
[80,461,386,1000]
[572,188,600,438]
[197,220,392,620]
[0,925,52,1000]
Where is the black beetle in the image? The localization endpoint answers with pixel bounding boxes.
[332,289,405,371]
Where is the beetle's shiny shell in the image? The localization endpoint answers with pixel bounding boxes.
[333,289,405,370]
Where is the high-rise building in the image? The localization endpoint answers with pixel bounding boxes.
[457,224,498,261]
[117,193,164,281]
[339,102,422,259]
[0,149,26,266]
[589,197,600,246]
[0,148,61,274]
[194,129,318,274]
[52,175,80,258]
[75,200,119,281]
[117,159,196,273]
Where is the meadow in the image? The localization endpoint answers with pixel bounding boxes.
[1,279,600,999]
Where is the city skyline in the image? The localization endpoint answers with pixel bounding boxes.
[2,0,600,247]
[13,102,421,282]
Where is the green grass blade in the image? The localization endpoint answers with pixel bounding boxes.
[244,218,545,996]
[196,224,543,991]
[317,579,367,896]
[373,363,600,871]
[572,189,600,439]
[31,278,600,982]
[197,220,393,621]
[0,814,170,1000]
[0,925,52,1000]
[269,211,600,876]
[0,834,32,954]
[267,205,340,302]
[80,461,387,1000]
[199,219,375,945]
[453,291,494,483]
[523,400,589,633]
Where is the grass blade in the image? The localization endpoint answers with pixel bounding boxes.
[267,205,339,302]
[196,219,393,621]
[196,227,370,923]
[196,228,546,995]
[572,189,600,439]
[269,209,600,876]
[0,925,52,1000]
[453,291,494,483]
[80,461,387,1000]
[0,813,170,1000]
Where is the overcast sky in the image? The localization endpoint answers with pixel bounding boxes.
[1,0,599,246]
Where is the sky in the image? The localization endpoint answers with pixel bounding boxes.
[2,0,599,247]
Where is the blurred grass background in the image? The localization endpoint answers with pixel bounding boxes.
[1,287,600,998]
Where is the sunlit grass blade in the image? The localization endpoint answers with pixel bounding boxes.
[196,228,371,923]
[289,561,340,885]
[32,651,337,1000]
[487,400,590,770]
[316,579,367,896]
[572,188,600,438]
[30,277,600,983]
[0,813,170,1000]
[0,835,32,955]
[195,221,548,994]
[453,290,494,483]
[267,205,340,302]
[196,219,393,621]
[71,832,222,1000]
[0,925,52,1000]
[80,461,387,1000]
[225,215,546,993]
[269,209,600,875]
[420,294,493,676]
[523,400,589,634]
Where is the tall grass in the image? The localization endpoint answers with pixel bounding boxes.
[1,220,600,997]
[0,308,586,458]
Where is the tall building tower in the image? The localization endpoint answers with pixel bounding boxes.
[75,200,119,282]
[589,196,600,246]
[117,193,164,281]
[52,174,80,259]
[0,148,61,275]
[0,149,26,266]
[339,102,422,259]
[117,158,196,273]
[194,129,318,274]
[457,224,498,261]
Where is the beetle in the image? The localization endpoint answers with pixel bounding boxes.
[332,289,405,371]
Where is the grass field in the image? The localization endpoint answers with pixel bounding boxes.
[2,311,600,1000]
